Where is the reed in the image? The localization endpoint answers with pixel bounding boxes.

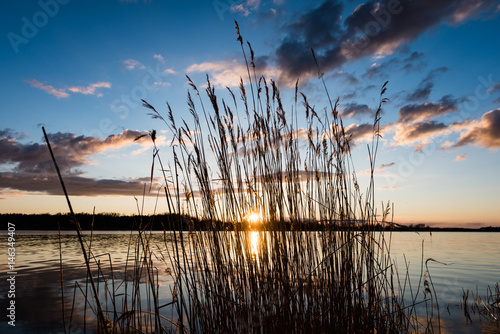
[134,22,438,333]
[460,283,500,323]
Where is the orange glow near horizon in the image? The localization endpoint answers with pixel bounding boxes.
[246,212,262,225]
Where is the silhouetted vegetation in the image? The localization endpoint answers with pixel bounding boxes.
[36,22,499,333]
[3,213,499,232]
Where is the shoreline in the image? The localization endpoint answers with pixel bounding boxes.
[2,213,499,232]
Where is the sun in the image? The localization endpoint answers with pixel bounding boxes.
[246,212,262,225]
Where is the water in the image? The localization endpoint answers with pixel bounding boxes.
[1,231,498,333]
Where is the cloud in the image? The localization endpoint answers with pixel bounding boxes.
[453,109,500,149]
[67,82,111,95]
[231,0,261,16]
[26,79,69,98]
[487,82,500,94]
[376,162,395,171]
[330,70,359,85]
[398,95,458,123]
[364,161,395,175]
[400,51,426,74]
[0,173,151,197]
[379,186,407,191]
[361,53,426,81]
[186,59,285,88]
[268,0,498,84]
[392,120,451,148]
[455,153,467,161]
[362,59,400,79]
[345,123,374,144]
[256,8,282,22]
[406,67,448,102]
[272,0,344,83]
[404,121,448,139]
[27,79,111,98]
[186,60,247,88]
[487,82,500,103]
[0,129,155,196]
[194,0,495,88]
[339,102,372,119]
[153,81,171,87]
[388,120,455,150]
[153,54,165,63]
[1,128,144,174]
[123,59,145,70]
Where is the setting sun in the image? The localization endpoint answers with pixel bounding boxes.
[246,212,262,225]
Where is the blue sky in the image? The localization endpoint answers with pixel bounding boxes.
[1,0,499,226]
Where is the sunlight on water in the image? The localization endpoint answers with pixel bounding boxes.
[250,231,260,257]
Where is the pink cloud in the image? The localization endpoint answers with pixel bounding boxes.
[231,0,261,16]
[454,109,500,149]
[153,54,165,63]
[123,59,145,70]
[67,82,111,95]
[26,79,69,98]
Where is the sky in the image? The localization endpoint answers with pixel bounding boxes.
[1,0,499,227]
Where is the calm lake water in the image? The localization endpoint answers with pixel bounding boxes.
[1,231,498,333]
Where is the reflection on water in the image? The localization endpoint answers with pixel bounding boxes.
[0,231,499,333]
[250,231,259,257]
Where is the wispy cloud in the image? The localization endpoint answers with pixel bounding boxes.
[67,82,111,95]
[153,54,165,63]
[330,70,359,85]
[363,59,400,79]
[123,59,145,70]
[401,51,426,74]
[231,0,261,16]
[27,79,111,98]
[376,162,395,171]
[406,67,448,102]
[455,153,467,161]
[26,79,69,98]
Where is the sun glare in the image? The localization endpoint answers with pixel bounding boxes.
[246,212,262,225]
